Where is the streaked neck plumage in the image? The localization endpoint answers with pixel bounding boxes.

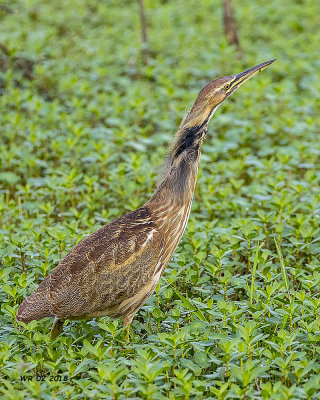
[151,122,207,207]
[149,103,219,208]
[145,120,208,267]
[145,101,219,266]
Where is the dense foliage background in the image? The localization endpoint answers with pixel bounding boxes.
[1,0,320,398]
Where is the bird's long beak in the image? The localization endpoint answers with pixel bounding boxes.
[229,59,276,93]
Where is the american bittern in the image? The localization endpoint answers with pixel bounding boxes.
[17,60,275,339]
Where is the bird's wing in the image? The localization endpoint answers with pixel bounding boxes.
[47,206,164,319]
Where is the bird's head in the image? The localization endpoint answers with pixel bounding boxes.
[182,59,276,129]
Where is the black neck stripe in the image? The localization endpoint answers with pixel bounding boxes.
[173,119,208,159]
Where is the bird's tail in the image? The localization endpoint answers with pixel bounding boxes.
[16,281,52,323]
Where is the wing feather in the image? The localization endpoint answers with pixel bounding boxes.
[47,206,163,319]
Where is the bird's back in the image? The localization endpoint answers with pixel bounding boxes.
[16,206,164,323]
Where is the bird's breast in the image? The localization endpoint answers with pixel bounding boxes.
[152,198,193,268]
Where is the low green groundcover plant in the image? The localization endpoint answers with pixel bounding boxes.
[1,0,320,398]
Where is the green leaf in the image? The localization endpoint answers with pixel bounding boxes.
[0,172,20,185]
[274,237,291,301]
[175,289,207,322]
[194,350,210,369]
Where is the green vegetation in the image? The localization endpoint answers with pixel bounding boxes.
[1,0,320,398]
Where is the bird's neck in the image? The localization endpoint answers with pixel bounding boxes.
[143,123,206,265]
[145,124,205,265]
[148,123,207,210]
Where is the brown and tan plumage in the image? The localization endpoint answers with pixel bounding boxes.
[16,60,275,339]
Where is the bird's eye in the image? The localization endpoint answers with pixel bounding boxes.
[223,83,231,91]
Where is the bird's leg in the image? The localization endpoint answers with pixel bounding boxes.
[50,318,65,340]
[125,324,131,343]
[123,315,133,343]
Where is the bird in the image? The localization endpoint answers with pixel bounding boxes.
[16,59,275,340]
